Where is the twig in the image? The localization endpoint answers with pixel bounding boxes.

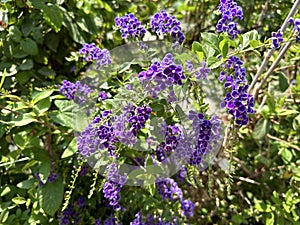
[252,42,292,98]
[249,0,300,94]
[267,134,300,152]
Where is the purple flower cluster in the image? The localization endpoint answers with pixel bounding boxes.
[156,125,182,162]
[271,30,284,49]
[76,197,85,208]
[94,218,101,225]
[181,199,195,217]
[113,104,152,145]
[115,13,147,39]
[130,212,143,225]
[79,43,112,67]
[104,214,122,225]
[103,164,127,210]
[219,56,254,125]
[288,17,300,42]
[216,0,243,39]
[138,53,185,98]
[186,60,210,79]
[77,110,118,157]
[131,213,178,225]
[150,10,185,45]
[60,80,94,104]
[103,180,122,210]
[188,111,222,165]
[156,178,183,201]
[59,206,80,225]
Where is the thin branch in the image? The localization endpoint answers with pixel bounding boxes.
[249,0,300,94]
[252,41,292,98]
[267,134,300,152]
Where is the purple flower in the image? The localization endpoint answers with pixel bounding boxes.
[79,165,89,176]
[271,30,284,49]
[115,14,146,39]
[60,80,94,104]
[99,91,108,101]
[288,17,300,42]
[150,10,185,45]
[155,125,182,162]
[76,197,85,208]
[181,199,195,217]
[79,43,112,67]
[104,214,121,225]
[219,56,254,125]
[130,212,144,225]
[138,53,186,98]
[216,0,243,39]
[77,111,118,157]
[156,178,183,201]
[47,170,59,183]
[94,219,101,225]
[113,104,152,145]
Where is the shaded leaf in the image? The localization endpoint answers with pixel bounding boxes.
[253,118,270,140]
[20,38,38,55]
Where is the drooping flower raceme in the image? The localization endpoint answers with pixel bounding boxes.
[155,125,182,162]
[271,30,284,49]
[79,43,112,68]
[60,80,94,104]
[103,164,127,210]
[113,104,152,145]
[138,53,186,98]
[115,13,147,39]
[288,17,300,42]
[216,0,243,39]
[219,56,254,125]
[150,10,185,45]
[77,110,118,157]
[188,111,222,166]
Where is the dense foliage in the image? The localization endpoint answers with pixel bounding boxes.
[0,0,299,224]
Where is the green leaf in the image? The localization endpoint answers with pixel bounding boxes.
[33,97,51,114]
[54,100,77,112]
[9,26,22,42]
[0,63,18,76]
[45,33,59,52]
[42,4,63,32]
[277,109,298,116]
[201,32,219,50]
[250,40,261,48]
[266,212,275,225]
[192,41,202,52]
[38,67,56,76]
[12,197,26,205]
[32,90,54,104]
[49,111,74,128]
[21,17,35,37]
[281,149,293,163]
[39,176,64,216]
[175,104,186,120]
[278,73,289,92]
[32,27,44,44]
[202,44,215,58]
[19,58,33,70]
[17,180,35,189]
[10,113,37,127]
[39,159,51,183]
[63,12,86,43]
[253,118,270,140]
[61,138,77,158]
[219,39,229,58]
[20,38,38,55]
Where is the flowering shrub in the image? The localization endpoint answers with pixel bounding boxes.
[1,0,300,225]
